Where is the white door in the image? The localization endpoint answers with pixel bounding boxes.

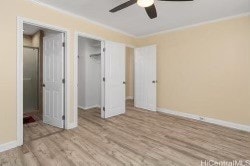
[43,33,65,128]
[135,45,157,111]
[104,41,126,118]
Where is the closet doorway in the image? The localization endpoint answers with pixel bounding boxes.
[78,37,102,114]
[76,34,127,119]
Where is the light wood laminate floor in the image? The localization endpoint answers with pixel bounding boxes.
[0,104,250,166]
[23,111,63,143]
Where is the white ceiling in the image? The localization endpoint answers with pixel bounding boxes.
[23,24,41,35]
[23,23,59,35]
[33,0,250,37]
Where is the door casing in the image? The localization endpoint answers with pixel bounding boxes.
[74,32,105,120]
[17,17,72,147]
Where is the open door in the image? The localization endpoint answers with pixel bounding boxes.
[103,41,126,118]
[43,33,65,128]
[135,45,157,111]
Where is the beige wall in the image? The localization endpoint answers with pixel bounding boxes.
[23,35,32,47]
[0,0,249,146]
[32,31,41,48]
[126,47,134,99]
[23,31,41,47]
[136,16,250,126]
[0,0,135,145]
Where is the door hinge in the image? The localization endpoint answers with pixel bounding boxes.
[103,107,105,111]
[103,77,105,82]
[103,48,106,52]
[62,79,65,84]
[62,115,65,120]
[62,42,65,47]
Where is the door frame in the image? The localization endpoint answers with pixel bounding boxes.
[74,32,135,120]
[74,32,106,119]
[17,17,71,146]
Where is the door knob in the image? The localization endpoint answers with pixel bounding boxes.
[152,80,157,84]
[123,81,126,84]
[42,84,45,87]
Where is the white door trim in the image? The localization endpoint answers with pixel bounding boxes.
[17,17,72,147]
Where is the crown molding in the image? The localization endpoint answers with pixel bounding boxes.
[137,12,250,38]
[28,0,137,38]
[28,0,249,39]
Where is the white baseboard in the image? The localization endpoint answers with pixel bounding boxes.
[157,108,250,132]
[126,96,134,100]
[78,105,101,110]
[67,122,77,129]
[0,141,18,153]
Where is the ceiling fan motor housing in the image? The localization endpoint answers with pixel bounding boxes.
[137,0,155,8]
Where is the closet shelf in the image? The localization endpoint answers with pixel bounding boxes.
[90,53,101,57]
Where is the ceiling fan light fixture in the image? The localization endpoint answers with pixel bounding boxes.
[137,0,154,8]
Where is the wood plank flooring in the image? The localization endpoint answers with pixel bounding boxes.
[23,111,63,143]
[1,103,250,166]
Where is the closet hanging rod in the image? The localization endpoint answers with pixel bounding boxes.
[90,53,101,57]
[91,44,101,47]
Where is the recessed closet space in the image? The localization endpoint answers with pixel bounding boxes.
[78,37,102,111]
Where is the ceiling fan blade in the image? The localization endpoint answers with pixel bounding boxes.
[145,4,157,19]
[110,0,137,13]
[158,0,193,1]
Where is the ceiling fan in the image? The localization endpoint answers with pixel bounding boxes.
[109,0,193,19]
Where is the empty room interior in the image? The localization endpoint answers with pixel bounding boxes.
[0,0,249,165]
